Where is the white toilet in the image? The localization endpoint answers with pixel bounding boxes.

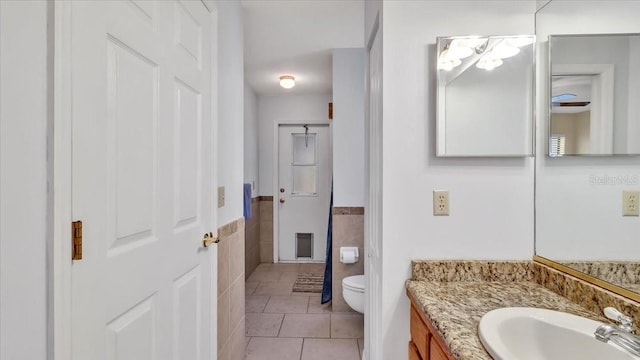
[342,275,365,314]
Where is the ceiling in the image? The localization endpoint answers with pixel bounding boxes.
[242,0,364,96]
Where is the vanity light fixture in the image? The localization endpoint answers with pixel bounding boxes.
[504,36,535,48]
[476,56,503,71]
[491,43,520,59]
[279,75,295,89]
[438,37,489,71]
[446,40,474,59]
[438,49,463,71]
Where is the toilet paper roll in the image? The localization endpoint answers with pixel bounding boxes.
[341,251,356,264]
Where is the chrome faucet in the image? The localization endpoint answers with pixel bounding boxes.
[594,307,640,357]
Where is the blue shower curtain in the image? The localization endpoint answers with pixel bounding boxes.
[321,182,333,304]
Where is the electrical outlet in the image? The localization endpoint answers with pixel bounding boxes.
[218,186,225,208]
[433,190,449,216]
[623,190,639,216]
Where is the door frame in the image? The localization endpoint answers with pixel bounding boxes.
[364,15,383,360]
[273,122,331,264]
[51,1,219,359]
[551,64,614,154]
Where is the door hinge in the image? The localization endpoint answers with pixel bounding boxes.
[72,220,83,260]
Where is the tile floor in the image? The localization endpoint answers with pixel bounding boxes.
[245,263,364,360]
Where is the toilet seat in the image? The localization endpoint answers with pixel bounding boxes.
[343,275,364,293]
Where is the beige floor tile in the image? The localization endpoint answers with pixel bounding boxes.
[278,314,330,338]
[358,338,364,358]
[278,271,299,282]
[301,338,360,360]
[253,282,294,296]
[246,281,259,296]
[247,270,282,283]
[254,263,273,272]
[299,263,325,275]
[264,295,309,314]
[307,296,332,314]
[245,313,284,337]
[289,290,321,297]
[272,263,301,272]
[245,337,303,360]
[246,295,270,313]
[330,313,364,339]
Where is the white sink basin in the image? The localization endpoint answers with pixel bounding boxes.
[479,307,640,360]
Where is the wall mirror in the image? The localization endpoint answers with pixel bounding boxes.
[536,0,640,301]
[436,35,535,157]
[549,34,640,156]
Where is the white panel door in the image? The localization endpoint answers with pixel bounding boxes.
[278,125,331,262]
[70,2,215,360]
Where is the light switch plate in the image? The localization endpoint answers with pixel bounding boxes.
[433,190,449,216]
[218,186,225,208]
[623,190,639,216]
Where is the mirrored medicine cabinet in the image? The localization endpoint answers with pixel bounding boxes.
[436,35,535,157]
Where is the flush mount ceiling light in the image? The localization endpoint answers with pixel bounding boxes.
[279,75,295,89]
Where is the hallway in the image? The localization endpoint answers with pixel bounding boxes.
[244,263,364,360]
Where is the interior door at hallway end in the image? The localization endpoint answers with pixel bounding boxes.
[278,124,331,262]
[69,1,215,359]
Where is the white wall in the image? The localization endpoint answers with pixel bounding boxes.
[244,82,259,197]
[535,1,640,261]
[380,2,536,359]
[332,49,365,206]
[0,1,49,359]
[217,0,244,226]
[257,94,331,196]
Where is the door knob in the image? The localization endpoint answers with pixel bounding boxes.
[203,232,219,247]
[280,198,285,204]
[280,188,285,193]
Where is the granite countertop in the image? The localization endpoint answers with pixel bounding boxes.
[406,280,607,360]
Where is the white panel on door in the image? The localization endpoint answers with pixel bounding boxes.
[173,266,201,360]
[175,1,202,66]
[107,37,159,257]
[106,294,158,360]
[174,79,201,230]
[128,0,155,26]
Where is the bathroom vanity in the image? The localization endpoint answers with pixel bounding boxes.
[408,293,454,360]
[403,260,630,360]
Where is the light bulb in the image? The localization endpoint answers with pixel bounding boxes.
[476,57,503,71]
[438,57,461,71]
[447,40,473,59]
[504,36,535,48]
[491,43,520,59]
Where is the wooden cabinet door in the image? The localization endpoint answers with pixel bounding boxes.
[430,337,449,360]
[410,305,429,359]
[409,341,422,360]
